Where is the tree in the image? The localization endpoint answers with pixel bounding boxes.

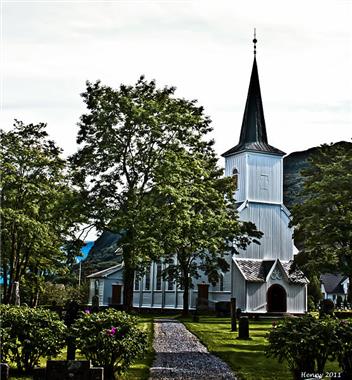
[71,76,261,310]
[150,148,262,314]
[291,142,352,301]
[0,121,82,305]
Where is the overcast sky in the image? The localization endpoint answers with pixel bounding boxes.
[1,0,351,160]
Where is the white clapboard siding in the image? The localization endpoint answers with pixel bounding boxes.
[232,263,246,310]
[225,152,247,203]
[239,203,293,261]
[285,283,307,313]
[246,152,282,204]
[246,278,307,313]
[225,152,283,204]
[152,292,162,307]
[99,280,104,306]
[247,283,267,312]
[89,280,95,304]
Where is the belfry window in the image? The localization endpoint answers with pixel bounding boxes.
[232,168,239,190]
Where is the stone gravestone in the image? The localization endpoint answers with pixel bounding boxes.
[320,299,334,318]
[0,363,9,380]
[33,360,104,380]
[237,316,250,340]
[91,295,100,313]
[64,300,80,360]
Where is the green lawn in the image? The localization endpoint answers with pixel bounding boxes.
[118,314,155,380]
[183,315,340,380]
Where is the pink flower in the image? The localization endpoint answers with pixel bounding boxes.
[110,327,117,335]
[106,326,117,336]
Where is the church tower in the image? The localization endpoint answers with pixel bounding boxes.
[224,33,308,313]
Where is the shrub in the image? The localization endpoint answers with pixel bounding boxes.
[333,319,352,379]
[0,305,66,373]
[266,315,338,380]
[320,299,334,317]
[307,295,316,311]
[71,309,147,379]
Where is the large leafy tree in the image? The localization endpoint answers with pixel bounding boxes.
[291,142,352,300]
[71,76,260,310]
[0,121,82,305]
[151,148,262,314]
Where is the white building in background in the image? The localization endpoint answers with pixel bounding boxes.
[87,40,308,314]
[320,274,349,303]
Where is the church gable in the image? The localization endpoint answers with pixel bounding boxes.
[266,260,289,283]
[234,258,308,285]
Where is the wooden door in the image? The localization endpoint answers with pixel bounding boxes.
[197,284,209,309]
[111,284,122,305]
[267,284,287,312]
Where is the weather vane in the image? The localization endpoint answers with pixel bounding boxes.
[253,28,257,56]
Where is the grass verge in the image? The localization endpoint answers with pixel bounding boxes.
[182,315,340,380]
[118,314,155,380]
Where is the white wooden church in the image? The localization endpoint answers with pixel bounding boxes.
[87,41,308,314]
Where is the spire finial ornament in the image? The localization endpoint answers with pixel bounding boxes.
[253,28,257,56]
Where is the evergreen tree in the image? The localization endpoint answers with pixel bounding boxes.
[291,142,352,301]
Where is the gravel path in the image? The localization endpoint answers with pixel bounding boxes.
[149,319,236,380]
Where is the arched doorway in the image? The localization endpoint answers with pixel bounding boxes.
[267,284,287,312]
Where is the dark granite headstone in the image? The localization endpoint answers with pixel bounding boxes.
[0,363,9,380]
[64,300,80,360]
[238,316,250,339]
[92,295,100,313]
[34,360,104,380]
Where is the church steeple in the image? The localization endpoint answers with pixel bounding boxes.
[222,33,284,157]
[238,56,268,146]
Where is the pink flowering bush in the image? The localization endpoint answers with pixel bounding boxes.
[71,309,147,379]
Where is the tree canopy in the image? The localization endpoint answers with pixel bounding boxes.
[71,76,261,310]
[151,148,262,313]
[0,121,83,305]
[291,142,352,299]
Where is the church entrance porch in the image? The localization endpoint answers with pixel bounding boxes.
[267,284,287,312]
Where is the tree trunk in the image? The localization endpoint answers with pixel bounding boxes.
[182,269,190,316]
[183,284,189,316]
[122,249,135,311]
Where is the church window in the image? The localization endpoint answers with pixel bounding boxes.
[232,168,239,190]
[156,263,162,290]
[134,274,140,291]
[219,273,224,292]
[144,266,151,290]
[167,279,175,291]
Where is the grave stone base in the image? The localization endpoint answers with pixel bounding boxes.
[33,360,104,380]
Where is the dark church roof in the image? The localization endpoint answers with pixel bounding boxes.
[320,273,348,294]
[235,259,307,284]
[222,57,285,157]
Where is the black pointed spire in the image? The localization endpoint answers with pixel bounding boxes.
[222,33,285,157]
